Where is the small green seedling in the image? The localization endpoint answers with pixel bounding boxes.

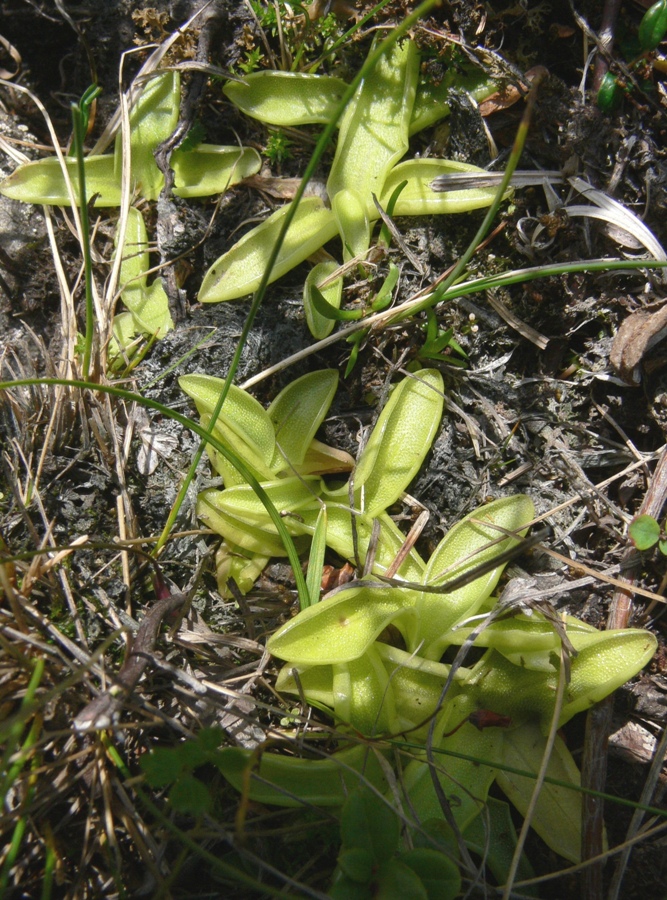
[629,513,667,555]
[597,0,667,111]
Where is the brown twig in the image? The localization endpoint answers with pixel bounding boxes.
[73,589,188,731]
[580,446,667,899]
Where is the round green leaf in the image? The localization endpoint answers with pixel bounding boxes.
[629,514,661,550]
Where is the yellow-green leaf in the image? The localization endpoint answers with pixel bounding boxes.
[172,144,261,198]
[354,369,444,518]
[223,71,348,126]
[0,155,120,206]
[198,197,338,303]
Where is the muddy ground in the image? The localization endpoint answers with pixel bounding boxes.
[1,0,667,897]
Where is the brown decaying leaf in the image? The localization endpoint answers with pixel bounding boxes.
[610,303,667,385]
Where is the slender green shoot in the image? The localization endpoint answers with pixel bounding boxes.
[71,84,102,380]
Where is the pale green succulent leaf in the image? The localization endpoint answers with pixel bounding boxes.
[448,612,598,672]
[268,369,339,469]
[299,438,355,477]
[114,70,180,201]
[114,207,173,344]
[214,542,268,596]
[267,584,417,666]
[303,261,343,339]
[214,743,388,808]
[354,369,444,518]
[381,159,502,217]
[204,476,322,526]
[117,205,150,286]
[327,38,419,213]
[376,643,456,733]
[223,71,349,126]
[468,627,657,732]
[333,188,371,261]
[495,724,585,863]
[198,197,338,302]
[404,694,501,834]
[179,374,277,468]
[222,64,496,137]
[197,486,312,556]
[562,628,657,723]
[333,645,398,734]
[414,495,534,659]
[275,661,335,707]
[0,154,120,206]
[293,504,425,582]
[127,280,173,338]
[172,144,261,198]
[305,505,328,607]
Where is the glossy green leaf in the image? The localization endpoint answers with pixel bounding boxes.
[354,369,444,518]
[495,723,584,863]
[596,71,623,113]
[169,774,211,815]
[327,38,419,216]
[292,504,426,581]
[374,859,429,900]
[179,374,276,469]
[413,495,534,660]
[398,848,461,900]
[303,261,344,339]
[629,513,661,550]
[404,695,502,833]
[467,627,657,731]
[223,71,349,125]
[0,154,120,206]
[172,144,261,197]
[214,742,388,807]
[333,644,397,734]
[267,584,416,666]
[114,70,180,200]
[638,0,667,51]
[338,847,375,884]
[381,159,501,217]
[333,187,372,261]
[268,369,338,469]
[198,196,338,302]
